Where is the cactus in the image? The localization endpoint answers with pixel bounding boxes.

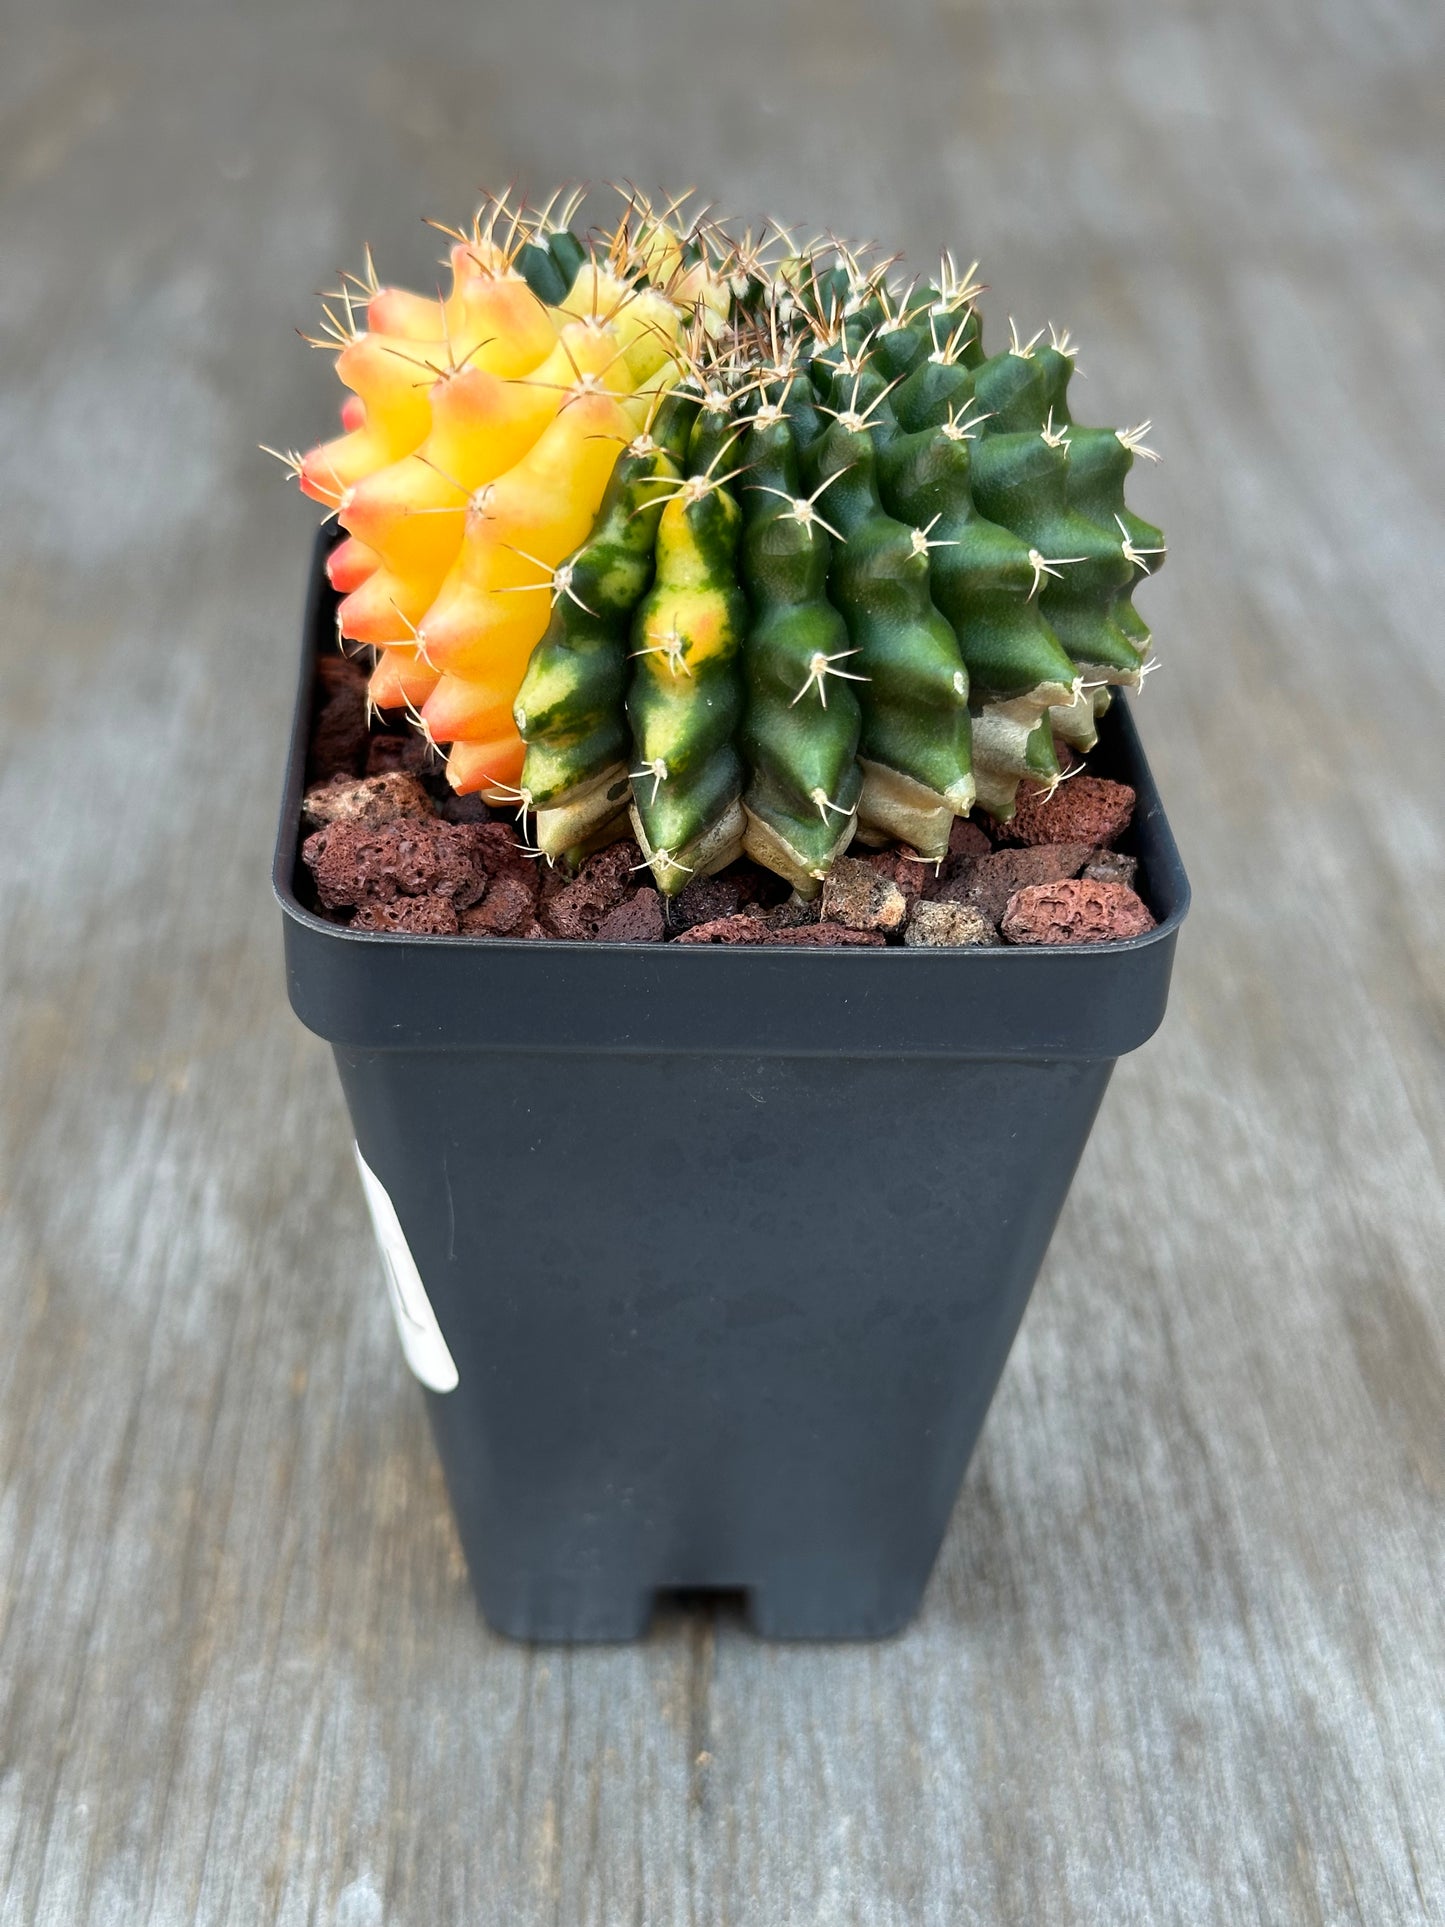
[514,389,697,860]
[417,364,639,798]
[804,366,973,858]
[874,405,1070,816]
[625,441,749,893]
[736,389,863,893]
[276,190,1164,892]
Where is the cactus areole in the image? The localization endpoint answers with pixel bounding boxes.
[273,191,1189,1643]
[272,188,1167,898]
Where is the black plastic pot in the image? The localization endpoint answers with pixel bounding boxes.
[275,531,1190,1642]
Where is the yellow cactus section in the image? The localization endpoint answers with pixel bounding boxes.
[284,191,700,797]
[299,331,437,507]
[299,238,558,513]
[335,318,632,647]
[420,376,638,794]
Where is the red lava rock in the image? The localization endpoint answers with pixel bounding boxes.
[459,873,536,935]
[302,770,435,830]
[1000,878,1157,945]
[470,820,541,888]
[580,837,642,897]
[925,819,991,898]
[365,732,432,778]
[541,839,642,939]
[857,848,936,901]
[948,816,993,859]
[993,776,1136,849]
[768,922,887,947]
[665,860,788,932]
[350,897,460,935]
[729,859,794,909]
[937,843,1093,927]
[673,914,777,946]
[761,896,823,931]
[904,900,1001,948]
[667,871,753,932]
[821,855,908,932]
[594,888,666,943]
[307,654,369,781]
[470,820,526,866]
[303,818,488,910]
[1081,848,1139,891]
[437,790,495,825]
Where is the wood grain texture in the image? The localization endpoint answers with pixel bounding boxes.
[1,0,1443,1920]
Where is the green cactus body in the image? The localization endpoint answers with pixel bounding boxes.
[889,334,977,436]
[875,423,1079,708]
[686,380,747,479]
[875,420,1079,819]
[969,343,1149,754]
[737,406,863,894]
[875,293,982,386]
[871,323,927,383]
[517,395,697,861]
[972,428,1141,675]
[966,384,1142,711]
[626,475,749,893]
[1035,342,1165,654]
[802,263,854,331]
[781,370,826,452]
[546,229,588,293]
[515,241,571,307]
[805,411,972,858]
[515,224,589,306]
[967,342,1060,433]
[844,338,1068,819]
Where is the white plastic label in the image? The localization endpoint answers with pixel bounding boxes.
[353,1145,459,1393]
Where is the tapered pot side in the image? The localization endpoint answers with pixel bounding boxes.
[275,529,1190,1642]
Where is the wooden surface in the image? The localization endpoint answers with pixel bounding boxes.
[2,0,1443,1920]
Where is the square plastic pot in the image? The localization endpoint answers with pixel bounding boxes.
[275,531,1191,1642]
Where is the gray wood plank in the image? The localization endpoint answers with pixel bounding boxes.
[1,0,1442,1921]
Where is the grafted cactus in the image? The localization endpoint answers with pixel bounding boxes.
[275,189,1165,904]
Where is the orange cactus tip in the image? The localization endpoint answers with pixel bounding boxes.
[369,646,441,711]
[340,394,366,432]
[299,445,351,508]
[336,571,434,647]
[445,736,528,799]
[326,535,379,593]
[420,671,512,746]
[367,286,446,340]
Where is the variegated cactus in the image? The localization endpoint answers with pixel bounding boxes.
[273,189,1163,897]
